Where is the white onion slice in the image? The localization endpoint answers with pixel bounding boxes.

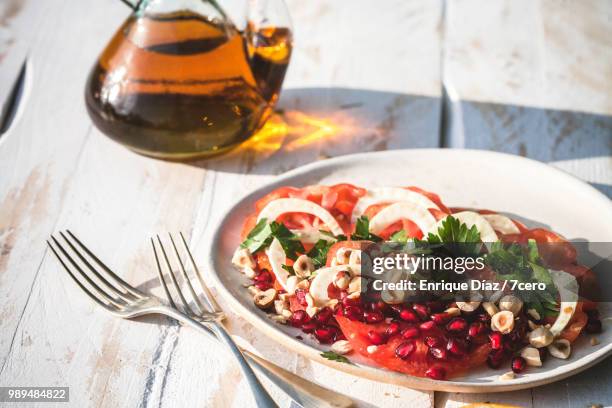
[483,214,520,235]
[437,211,499,242]
[257,198,344,236]
[549,270,579,336]
[265,238,288,290]
[369,202,438,236]
[351,187,440,223]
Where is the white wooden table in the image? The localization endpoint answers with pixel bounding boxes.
[0,0,610,407]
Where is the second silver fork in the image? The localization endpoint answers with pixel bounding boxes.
[152,233,354,408]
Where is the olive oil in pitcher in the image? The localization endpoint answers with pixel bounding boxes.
[85,6,292,160]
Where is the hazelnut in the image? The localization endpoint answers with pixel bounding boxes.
[335,247,353,265]
[331,340,353,355]
[491,310,515,334]
[482,302,499,317]
[499,295,523,316]
[548,339,571,359]
[520,346,542,366]
[528,326,554,348]
[499,371,516,381]
[348,276,361,293]
[254,288,277,309]
[456,301,481,313]
[293,255,315,278]
[349,250,362,265]
[333,270,351,290]
[232,248,256,269]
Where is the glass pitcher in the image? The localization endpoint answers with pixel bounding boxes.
[85,0,293,160]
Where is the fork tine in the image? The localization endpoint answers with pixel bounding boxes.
[66,230,145,298]
[155,235,193,314]
[178,232,220,312]
[150,238,177,309]
[48,236,124,310]
[168,233,206,314]
[59,231,136,302]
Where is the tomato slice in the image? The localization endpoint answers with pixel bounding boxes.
[336,315,490,378]
[559,311,588,342]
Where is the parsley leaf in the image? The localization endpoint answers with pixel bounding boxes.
[239,218,304,260]
[351,216,382,242]
[427,216,482,256]
[320,351,352,364]
[390,230,409,244]
[307,239,334,268]
[281,264,294,274]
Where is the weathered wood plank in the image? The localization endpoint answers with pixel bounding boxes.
[0,0,443,407]
[437,0,612,406]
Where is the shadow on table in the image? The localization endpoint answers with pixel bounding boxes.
[447,99,612,198]
[188,87,442,176]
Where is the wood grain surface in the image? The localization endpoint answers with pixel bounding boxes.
[0,0,609,407]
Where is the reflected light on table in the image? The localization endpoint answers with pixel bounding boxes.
[238,109,367,156]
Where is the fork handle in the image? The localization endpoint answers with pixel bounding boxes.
[162,308,278,408]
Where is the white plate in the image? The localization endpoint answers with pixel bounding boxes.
[207,149,612,392]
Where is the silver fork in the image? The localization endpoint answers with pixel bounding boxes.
[151,234,277,408]
[47,231,224,324]
[152,233,354,408]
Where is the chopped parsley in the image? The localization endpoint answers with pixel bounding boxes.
[427,216,482,256]
[351,215,382,242]
[320,351,352,364]
[240,218,305,260]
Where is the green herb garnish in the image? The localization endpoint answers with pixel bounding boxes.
[320,351,352,364]
[240,218,305,260]
[351,215,382,242]
[427,216,482,256]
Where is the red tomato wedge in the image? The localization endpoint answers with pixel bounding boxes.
[336,315,491,379]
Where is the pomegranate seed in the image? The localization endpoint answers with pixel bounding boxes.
[254,282,272,291]
[424,336,444,348]
[429,347,448,360]
[425,366,446,380]
[426,301,445,313]
[341,294,359,307]
[446,317,468,333]
[314,326,337,344]
[364,310,384,324]
[401,326,420,339]
[367,330,388,345]
[432,312,450,325]
[489,332,503,350]
[446,338,467,356]
[477,313,491,323]
[370,300,387,313]
[289,310,310,327]
[315,307,333,325]
[486,349,505,369]
[412,304,429,320]
[511,356,527,373]
[468,322,485,338]
[344,305,364,321]
[327,282,342,299]
[386,321,401,337]
[395,341,416,359]
[254,270,272,282]
[399,308,419,322]
[334,331,347,341]
[419,321,436,331]
[301,322,317,333]
[585,319,602,334]
[295,289,308,306]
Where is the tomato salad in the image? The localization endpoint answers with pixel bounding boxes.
[232,184,602,381]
